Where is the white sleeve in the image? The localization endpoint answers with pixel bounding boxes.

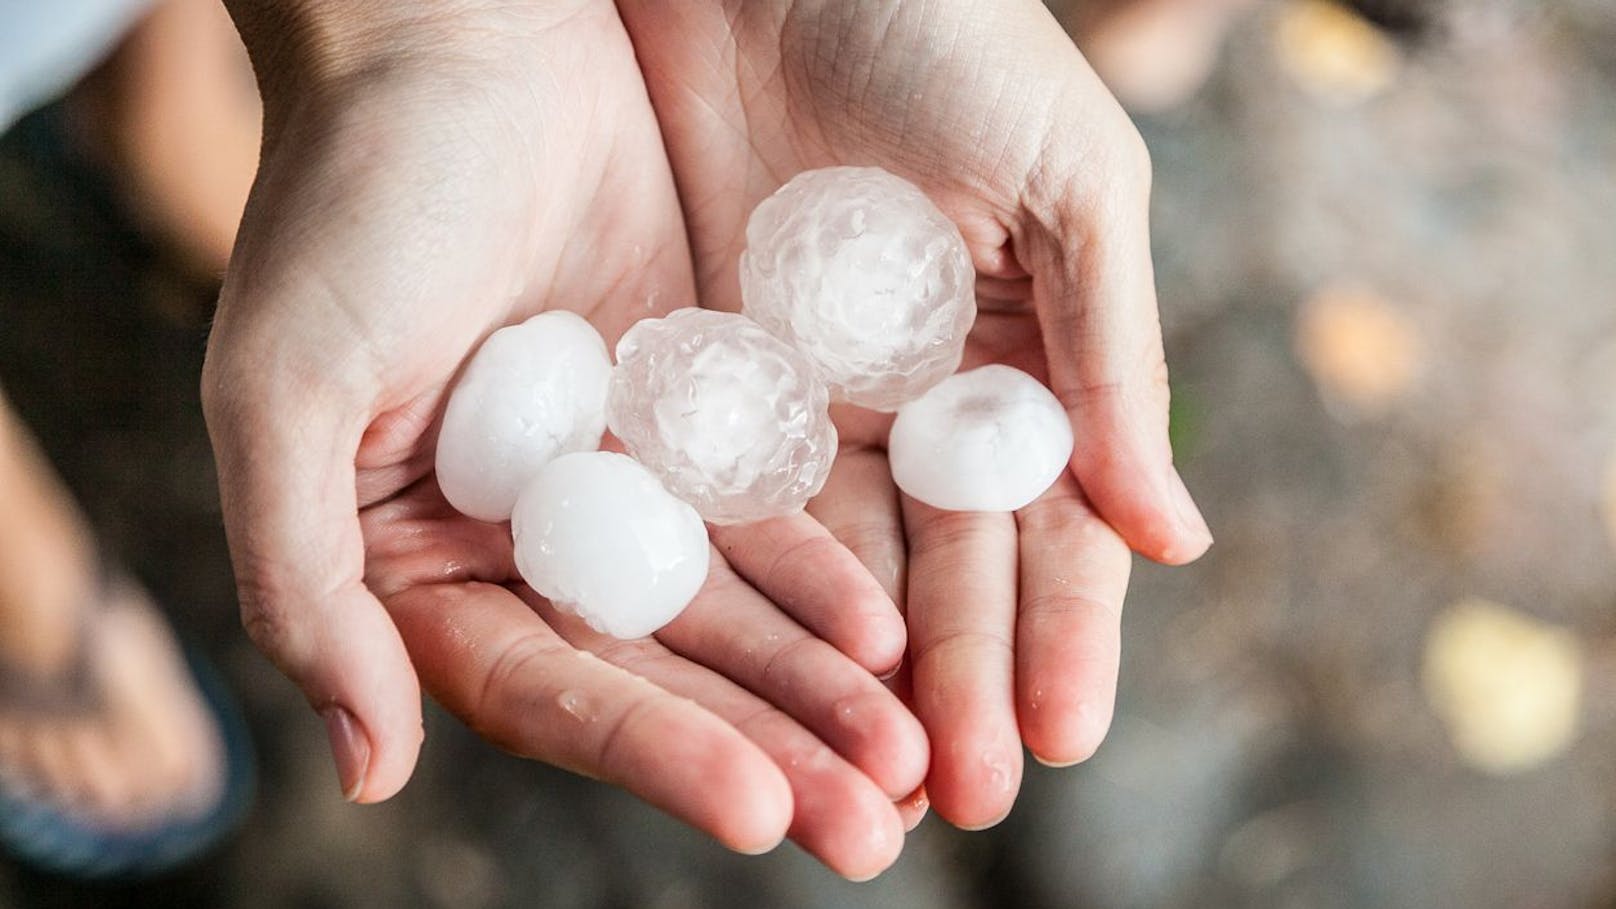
[0,0,154,133]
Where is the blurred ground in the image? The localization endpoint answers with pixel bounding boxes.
[1,0,1614,906]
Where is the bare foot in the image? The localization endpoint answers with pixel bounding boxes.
[0,403,224,830]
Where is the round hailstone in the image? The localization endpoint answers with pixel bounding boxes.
[740,166,977,412]
[607,308,837,525]
[512,451,710,639]
[888,365,1074,512]
[435,311,611,523]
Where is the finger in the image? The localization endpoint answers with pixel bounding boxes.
[902,500,1023,829]
[1013,474,1130,765]
[657,555,929,799]
[896,785,930,832]
[1019,126,1212,565]
[535,595,906,881]
[387,581,792,855]
[711,511,905,676]
[200,381,422,804]
[358,476,517,602]
[805,446,908,612]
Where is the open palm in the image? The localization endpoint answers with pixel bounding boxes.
[620,0,1213,829]
[205,1,923,877]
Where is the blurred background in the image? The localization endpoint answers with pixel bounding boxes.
[1,0,1613,906]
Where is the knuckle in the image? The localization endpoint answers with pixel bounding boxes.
[1015,495,1099,539]
[592,636,662,673]
[1113,121,1153,196]
[594,695,659,779]
[1050,379,1123,416]
[909,511,996,560]
[238,593,296,661]
[471,631,567,751]
[1020,590,1123,627]
[759,634,819,684]
[763,534,842,593]
[479,633,562,713]
[830,519,904,569]
[910,628,1013,668]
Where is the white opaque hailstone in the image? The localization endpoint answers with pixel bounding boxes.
[607,308,837,525]
[740,166,977,412]
[512,452,710,639]
[435,311,612,523]
[888,365,1074,512]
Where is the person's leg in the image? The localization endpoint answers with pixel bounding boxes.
[74,0,260,274]
[0,391,223,826]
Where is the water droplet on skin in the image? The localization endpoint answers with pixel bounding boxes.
[982,751,1012,793]
[556,690,593,722]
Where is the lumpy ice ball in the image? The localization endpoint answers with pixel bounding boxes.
[436,311,611,522]
[512,452,709,639]
[607,308,837,525]
[740,166,977,412]
[888,365,1074,512]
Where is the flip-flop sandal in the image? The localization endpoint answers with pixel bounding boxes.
[0,574,255,880]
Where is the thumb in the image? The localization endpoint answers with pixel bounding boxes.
[1021,127,1212,565]
[202,346,424,803]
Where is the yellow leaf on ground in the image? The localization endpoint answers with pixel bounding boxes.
[1294,285,1421,415]
[1422,598,1583,775]
[1274,0,1400,104]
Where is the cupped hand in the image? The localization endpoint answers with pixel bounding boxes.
[205,0,922,877]
[618,0,1214,829]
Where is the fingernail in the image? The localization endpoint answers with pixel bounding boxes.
[877,654,904,683]
[899,786,929,832]
[735,831,787,856]
[321,705,370,802]
[1168,469,1213,548]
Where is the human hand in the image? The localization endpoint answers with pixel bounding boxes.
[618,0,1213,828]
[204,0,924,877]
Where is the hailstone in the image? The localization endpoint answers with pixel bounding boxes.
[740,166,977,412]
[435,311,611,523]
[511,451,710,639]
[888,365,1074,512]
[607,308,837,525]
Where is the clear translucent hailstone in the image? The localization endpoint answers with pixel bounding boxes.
[435,311,611,523]
[607,308,837,525]
[512,451,709,639]
[888,365,1074,512]
[740,166,978,412]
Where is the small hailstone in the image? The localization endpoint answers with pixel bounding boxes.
[888,365,1074,512]
[740,166,977,412]
[607,308,837,525]
[436,311,611,523]
[512,451,709,639]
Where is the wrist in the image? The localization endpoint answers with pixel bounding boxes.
[221,1,567,102]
